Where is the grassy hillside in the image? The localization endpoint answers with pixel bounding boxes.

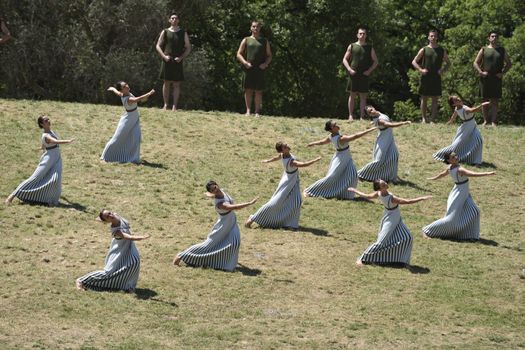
[0,99,523,349]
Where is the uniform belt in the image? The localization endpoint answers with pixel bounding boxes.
[126,107,137,112]
[46,145,58,150]
[337,146,349,152]
[455,180,469,185]
[385,205,399,211]
[461,117,474,123]
[219,211,232,216]
[286,169,298,174]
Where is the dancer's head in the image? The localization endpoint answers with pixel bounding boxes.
[373,179,388,191]
[365,105,380,117]
[98,209,116,222]
[443,151,458,165]
[448,95,462,107]
[325,120,339,132]
[37,115,50,128]
[206,180,219,194]
[275,141,290,153]
[115,81,129,92]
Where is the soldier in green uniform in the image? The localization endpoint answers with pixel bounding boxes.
[412,30,451,123]
[473,31,512,126]
[156,13,191,112]
[342,28,378,121]
[236,21,272,117]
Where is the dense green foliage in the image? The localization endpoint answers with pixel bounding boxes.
[0,0,523,123]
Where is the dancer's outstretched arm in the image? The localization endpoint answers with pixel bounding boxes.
[446,111,458,125]
[44,135,74,145]
[114,230,150,241]
[262,154,282,163]
[427,168,449,181]
[379,120,411,128]
[340,126,377,142]
[392,195,432,205]
[348,187,379,200]
[464,101,490,114]
[292,156,322,168]
[307,136,330,147]
[458,167,495,178]
[220,197,259,211]
[128,89,155,104]
[107,86,123,97]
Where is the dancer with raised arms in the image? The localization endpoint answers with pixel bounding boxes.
[304,121,376,200]
[245,142,321,230]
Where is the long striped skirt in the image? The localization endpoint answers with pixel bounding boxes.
[101,110,141,163]
[250,171,302,229]
[359,208,413,265]
[422,182,480,240]
[179,212,240,272]
[358,130,399,182]
[11,148,62,205]
[304,150,357,200]
[433,119,483,165]
[78,243,141,291]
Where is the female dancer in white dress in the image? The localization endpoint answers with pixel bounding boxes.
[101,81,155,163]
[304,121,376,199]
[76,210,150,291]
[349,180,431,266]
[5,116,74,206]
[358,105,411,183]
[173,181,258,272]
[245,142,321,229]
[423,151,495,240]
[433,96,489,165]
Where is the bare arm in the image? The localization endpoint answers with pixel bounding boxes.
[463,101,490,114]
[175,32,192,62]
[128,89,155,104]
[291,156,321,168]
[446,110,458,125]
[44,135,74,145]
[348,187,379,200]
[107,86,123,97]
[307,136,331,147]
[259,40,272,69]
[391,194,432,205]
[427,168,449,180]
[364,47,378,76]
[114,230,151,241]
[236,38,251,68]
[219,197,258,211]
[0,20,10,44]
[411,48,425,73]
[155,30,169,61]
[342,44,355,75]
[262,154,282,163]
[473,48,487,76]
[340,126,377,142]
[458,167,495,178]
[379,120,411,128]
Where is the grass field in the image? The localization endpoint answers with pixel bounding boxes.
[0,98,524,349]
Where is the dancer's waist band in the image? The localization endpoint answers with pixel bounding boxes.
[455,180,469,185]
[219,211,232,216]
[461,117,474,123]
[286,169,298,174]
[337,146,349,152]
[126,107,137,112]
[385,205,399,211]
[46,145,58,150]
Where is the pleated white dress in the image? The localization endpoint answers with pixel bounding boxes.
[304,134,357,200]
[249,155,302,229]
[422,166,480,240]
[78,218,141,291]
[358,113,399,182]
[433,107,483,165]
[101,94,141,163]
[359,193,413,265]
[10,131,62,205]
[179,191,240,272]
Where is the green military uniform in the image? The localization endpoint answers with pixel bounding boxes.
[346,43,373,93]
[418,46,445,96]
[480,46,506,99]
[159,28,186,81]
[242,36,268,90]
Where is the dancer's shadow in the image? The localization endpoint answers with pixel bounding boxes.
[407,265,431,274]
[58,197,88,212]
[236,263,262,276]
[477,162,497,169]
[140,160,168,169]
[442,238,498,246]
[134,288,178,307]
[369,262,430,274]
[297,226,330,236]
[392,178,426,191]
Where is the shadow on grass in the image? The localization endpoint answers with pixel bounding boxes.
[436,237,498,246]
[140,160,168,169]
[58,196,88,212]
[236,263,262,276]
[297,226,330,236]
[368,262,430,274]
[477,161,497,169]
[391,178,426,191]
[134,288,178,307]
